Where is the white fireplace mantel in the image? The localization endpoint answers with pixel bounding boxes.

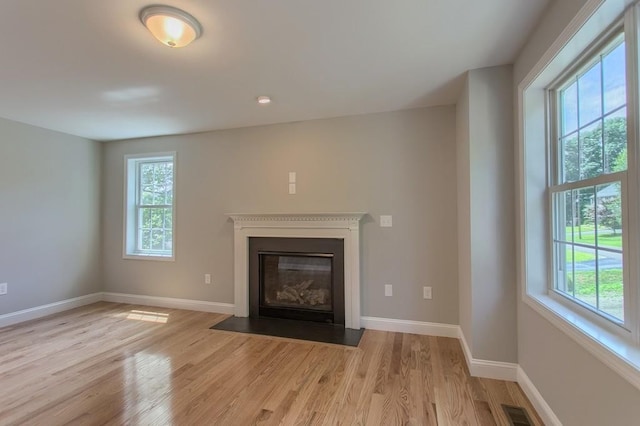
[227,212,366,329]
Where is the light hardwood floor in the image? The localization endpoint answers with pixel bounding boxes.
[0,302,542,425]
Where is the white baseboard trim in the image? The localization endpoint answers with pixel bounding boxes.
[458,329,519,381]
[0,293,103,328]
[517,366,562,426]
[101,292,235,315]
[360,316,460,338]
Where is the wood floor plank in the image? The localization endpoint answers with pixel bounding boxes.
[0,303,542,426]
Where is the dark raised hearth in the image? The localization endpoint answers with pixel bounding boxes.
[210,316,364,347]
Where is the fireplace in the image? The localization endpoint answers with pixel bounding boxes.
[249,237,344,324]
[227,213,364,329]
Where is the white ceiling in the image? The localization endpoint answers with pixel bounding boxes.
[0,0,549,141]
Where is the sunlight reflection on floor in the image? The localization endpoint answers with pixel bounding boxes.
[126,310,170,323]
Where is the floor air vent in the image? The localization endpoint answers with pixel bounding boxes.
[502,405,533,426]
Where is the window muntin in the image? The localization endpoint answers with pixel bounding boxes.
[551,33,628,325]
[124,153,175,259]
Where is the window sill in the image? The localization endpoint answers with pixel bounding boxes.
[524,292,640,391]
[123,253,175,262]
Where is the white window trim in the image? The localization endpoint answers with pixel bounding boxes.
[518,0,640,391]
[548,28,630,333]
[123,152,176,261]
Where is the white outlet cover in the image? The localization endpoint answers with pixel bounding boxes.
[289,183,296,194]
[385,284,393,297]
[289,172,296,183]
[380,215,393,227]
[423,286,432,299]
[205,274,211,284]
[0,283,7,295]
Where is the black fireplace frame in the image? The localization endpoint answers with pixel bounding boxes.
[249,237,345,325]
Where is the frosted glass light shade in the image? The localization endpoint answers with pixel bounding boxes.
[140,6,202,48]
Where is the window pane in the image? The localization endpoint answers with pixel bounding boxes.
[574,186,596,246]
[598,251,624,321]
[151,230,163,250]
[164,208,172,229]
[164,164,174,202]
[150,208,163,228]
[561,81,578,136]
[141,163,154,185]
[141,186,154,205]
[574,261,598,310]
[578,61,602,126]
[595,183,622,248]
[561,135,579,183]
[164,230,173,251]
[141,208,152,229]
[603,40,626,114]
[152,186,163,205]
[604,108,627,173]
[555,242,575,297]
[579,122,603,179]
[553,191,573,242]
[141,230,151,250]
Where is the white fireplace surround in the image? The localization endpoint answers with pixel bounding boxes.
[227,213,365,329]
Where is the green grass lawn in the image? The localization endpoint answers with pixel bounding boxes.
[569,250,596,262]
[565,225,622,248]
[565,268,624,320]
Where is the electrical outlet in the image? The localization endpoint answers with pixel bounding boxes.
[385,284,393,297]
[204,274,211,284]
[423,286,432,299]
[380,215,393,227]
[0,283,7,295]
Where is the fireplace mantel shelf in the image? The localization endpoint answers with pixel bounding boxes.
[228,212,365,329]
[226,213,366,229]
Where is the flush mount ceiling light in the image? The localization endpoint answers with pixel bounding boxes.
[257,96,271,105]
[140,5,202,48]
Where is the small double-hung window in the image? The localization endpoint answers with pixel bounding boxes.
[124,153,176,260]
[550,31,628,326]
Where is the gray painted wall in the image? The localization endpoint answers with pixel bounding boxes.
[456,76,473,350]
[457,66,517,363]
[515,0,640,424]
[0,118,102,314]
[101,107,459,324]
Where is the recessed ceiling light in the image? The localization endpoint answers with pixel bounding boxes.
[140,5,203,48]
[257,96,271,105]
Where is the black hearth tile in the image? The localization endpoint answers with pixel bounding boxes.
[210,316,364,347]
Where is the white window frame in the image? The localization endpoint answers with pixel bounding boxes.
[123,152,176,261]
[518,0,640,391]
[548,27,631,335]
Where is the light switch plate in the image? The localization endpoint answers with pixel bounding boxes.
[385,284,393,297]
[289,172,296,183]
[0,283,7,295]
[380,215,393,227]
[423,286,432,299]
[205,274,211,284]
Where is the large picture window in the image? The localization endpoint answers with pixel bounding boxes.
[551,32,628,326]
[520,1,640,391]
[124,153,176,260]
